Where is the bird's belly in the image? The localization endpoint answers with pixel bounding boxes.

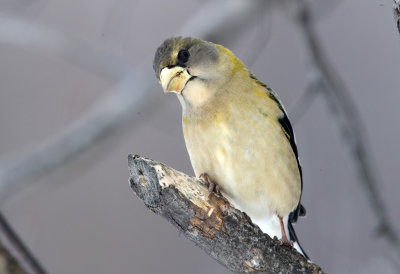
[183,113,301,220]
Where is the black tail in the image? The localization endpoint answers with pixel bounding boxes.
[288,221,309,259]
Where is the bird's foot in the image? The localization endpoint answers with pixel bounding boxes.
[278,216,293,246]
[199,173,221,195]
[273,236,293,246]
[280,238,294,246]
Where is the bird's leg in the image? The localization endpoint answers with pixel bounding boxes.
[199,173,221,195]
[278,216,293,246]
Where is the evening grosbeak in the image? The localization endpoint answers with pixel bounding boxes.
[153,37,308,257]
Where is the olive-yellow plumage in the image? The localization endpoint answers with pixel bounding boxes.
[153,37,307,257]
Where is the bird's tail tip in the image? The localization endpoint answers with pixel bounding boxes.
[288,221,309,259]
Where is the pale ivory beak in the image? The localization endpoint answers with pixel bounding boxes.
[160,67,192,94]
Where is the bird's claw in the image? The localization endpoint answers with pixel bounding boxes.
[200,173,222,195]
[280,239,294,246]
[273,236,293,246]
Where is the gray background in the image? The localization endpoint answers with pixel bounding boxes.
[1,0,400,273]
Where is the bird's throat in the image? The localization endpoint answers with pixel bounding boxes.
[179,80,216,117]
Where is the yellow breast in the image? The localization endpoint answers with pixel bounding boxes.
[182,84,301,219]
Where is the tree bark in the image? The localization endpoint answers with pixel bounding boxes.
[128,154,324,274]
[395,0,400,35]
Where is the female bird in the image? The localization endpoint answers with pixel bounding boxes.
[153,37,308,257]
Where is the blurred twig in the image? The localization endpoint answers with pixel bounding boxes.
[292,0,400,256]
[0,1,270,272]
[247,10,272,67]
[178,0,272,43]
[0,15,147,202]
[0,16,132,80]
[0,213,46,274]
[0,229,26,274]
[0,74,153,202]
[288,80,321,123]
[0,0,271,204]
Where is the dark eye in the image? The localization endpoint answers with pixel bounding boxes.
[177,49,190,65]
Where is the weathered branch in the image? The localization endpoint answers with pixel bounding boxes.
[395,0,400,35]
[128,155,324,274]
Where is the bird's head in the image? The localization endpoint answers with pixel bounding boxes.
[153,37,248,111]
